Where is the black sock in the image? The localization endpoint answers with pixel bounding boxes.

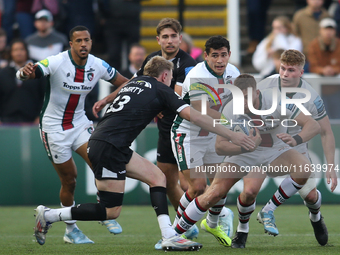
[71,203,107,221]
[150,186,168,216]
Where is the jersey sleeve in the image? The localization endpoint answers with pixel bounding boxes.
[176,56,196,87]
[281,96,301,120]
[100,60,117,82]
[37,54,61,77]
[157,83,189,113]
[309,94,327,120]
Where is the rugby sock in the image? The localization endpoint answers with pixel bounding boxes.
[237,195,255,233]
[44,207,72,223]
[70,203,107,221]
[61,202,77,233]
[150,186,169,216]
[304,190,322,222]
[173,191,193,228]
[157,215,176,239]
[206,196,227,228]
[150,186,176,239]
[175,198,207,235]
[262,176,303,213]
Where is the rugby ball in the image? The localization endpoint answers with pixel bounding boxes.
[230,117,255,136]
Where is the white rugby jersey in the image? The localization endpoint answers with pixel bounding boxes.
[38,50,116,132]
[221,88,300,148]
[173,61,240,137]
[257,74,326,137]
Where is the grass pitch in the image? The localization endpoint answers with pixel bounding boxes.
[0,205,339,254]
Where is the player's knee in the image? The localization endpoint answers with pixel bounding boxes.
[303,189,317,204]
[243,187,258,202]
[61,177,77,191]
[151,171,166,187]
[98,190,124,219]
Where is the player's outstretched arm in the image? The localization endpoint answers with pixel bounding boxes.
[16,62,38,80]
[318,116,337,191]
[277,112,320,147]
[179,106,255,150]
[92,73,130,118]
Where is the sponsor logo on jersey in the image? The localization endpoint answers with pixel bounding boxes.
[314,95,325,115]
[39,59,49,67]
[62,82,92,90]
[87,127,94,134]
[86,68,95,72]
[87,73,94,81]
[225,75,233,84]
[102,60,113,76]
[128,80,152,89]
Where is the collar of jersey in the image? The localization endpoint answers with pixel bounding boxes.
[68,50,87,69]
[278,77,302,98]
[204,61,224,79]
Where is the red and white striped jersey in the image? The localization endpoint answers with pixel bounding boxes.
[38,50,116,132]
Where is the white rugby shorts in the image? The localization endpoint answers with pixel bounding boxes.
[40,120,94,164]
[171,133,224,171]
[225,143,292,171]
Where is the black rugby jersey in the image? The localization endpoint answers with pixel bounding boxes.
[136,49,196,134]
[90,76,188,147]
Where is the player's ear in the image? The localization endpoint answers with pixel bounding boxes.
[161,70,167,82]
[204,51,208,60]
[156,36,160,45]
[300,66,304,76]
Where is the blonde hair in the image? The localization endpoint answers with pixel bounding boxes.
[143,56,174,78]
[266,16,293,51]
[280,49,305,68]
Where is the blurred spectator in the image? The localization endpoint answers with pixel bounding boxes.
[307,18,340,119]
[1,0,17,44]
[246,0,272,54]
[0,39,45,124]
[180,32,204,63]
[253,16,302,77]
[31,0,59,16]
[292,0,330,56]
[120,43,146,78]
[264,49,285,78]
[293,0,333,11]
[0,28,9,68]
[333,0,340,37]
[58,0,96,36]
[98,0,141,72]
[16,0,35,39]
[25,9,68,62]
